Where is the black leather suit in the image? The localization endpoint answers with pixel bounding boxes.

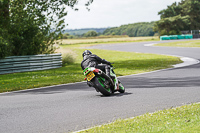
[81,54,111,75]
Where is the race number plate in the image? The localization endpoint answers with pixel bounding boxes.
[86,71,95,81]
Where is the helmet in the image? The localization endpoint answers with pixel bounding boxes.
[82,50,92,57]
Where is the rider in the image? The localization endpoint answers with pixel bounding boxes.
[81,50,114,79]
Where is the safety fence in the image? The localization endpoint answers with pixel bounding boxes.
[181,30,200,38]
[0,53,62,75]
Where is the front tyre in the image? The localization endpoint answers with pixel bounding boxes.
[93,77,112,96]
[118,80,125,93]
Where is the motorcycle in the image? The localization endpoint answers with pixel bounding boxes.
[83,64,125,96]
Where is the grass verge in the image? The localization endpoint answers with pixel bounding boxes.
[77,103,200,133]
[0,48,182,93]
[59,36,159,45]
[155,40,200,47]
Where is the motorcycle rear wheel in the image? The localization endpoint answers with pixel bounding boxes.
[93,77,112,96]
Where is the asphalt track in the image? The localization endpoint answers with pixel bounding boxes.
[0,40,200,133]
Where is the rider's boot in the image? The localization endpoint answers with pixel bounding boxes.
[116,83,120,91]
[105,65,115,80]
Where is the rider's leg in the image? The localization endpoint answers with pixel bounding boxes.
[105,65,115,79]
[96,64,114,79]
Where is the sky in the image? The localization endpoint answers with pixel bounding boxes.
[65,0,182,29]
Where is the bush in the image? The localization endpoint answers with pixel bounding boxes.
[62,33,70,39]
[159,29,181,36]
[83,31,98,37]
[0,27,12,58]
[0,38,9,58]
[0,28,10,58]
[169,30,181,35]
[62,51,76,66]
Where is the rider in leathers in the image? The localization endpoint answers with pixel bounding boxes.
[81,50,114,79]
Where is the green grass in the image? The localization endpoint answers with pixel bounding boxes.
[0,43,182,93]
[0,64,83,92]
[78,103,200,133]
[155,40,200,47]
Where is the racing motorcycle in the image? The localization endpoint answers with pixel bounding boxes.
[83,64,125,96]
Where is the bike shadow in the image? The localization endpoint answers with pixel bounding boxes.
[99,92,132,97]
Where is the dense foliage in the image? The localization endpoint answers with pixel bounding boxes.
[62,30,98,39]
[103,22,155,37]
[0,0,93,58]
[154,0,200,36]
[83,30,98,37]
[63,28,107,35]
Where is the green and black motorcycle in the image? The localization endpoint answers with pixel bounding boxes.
[83,64,125,96]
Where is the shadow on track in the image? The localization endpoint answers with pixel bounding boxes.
[98,92,133,97]
[4,82,132,97]
[3,82,94,96]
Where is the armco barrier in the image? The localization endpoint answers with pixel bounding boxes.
[0,53,62,75]
[160,34,193,40]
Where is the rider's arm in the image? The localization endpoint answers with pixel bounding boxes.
[94,55,111,65]
[81,61,85,70]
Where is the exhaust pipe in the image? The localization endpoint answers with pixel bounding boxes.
[97,70,114,87]
[98,70,103,75]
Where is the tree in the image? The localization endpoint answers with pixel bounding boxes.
[181,0,200,30]
[83,30,98,37]
[154,0,200,36]
[154,15,190,35]
[158,2,182,19]
[0,0,93,58]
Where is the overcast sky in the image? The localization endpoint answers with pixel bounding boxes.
[65,0,182,29]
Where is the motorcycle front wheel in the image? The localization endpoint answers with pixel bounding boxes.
[118,80,125,93]
[92,77,112,96]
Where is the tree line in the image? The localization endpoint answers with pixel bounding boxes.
[103,22,155,37]
[154,0,200,36]
[62,22,156,39]
[63,28,107,36]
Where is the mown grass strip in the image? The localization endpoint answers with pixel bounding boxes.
[59,36,159,45]
[77,103,200,133]
[155,40,200,47]
[0,45,182,93]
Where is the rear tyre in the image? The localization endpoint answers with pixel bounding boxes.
[92,77,112,96]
